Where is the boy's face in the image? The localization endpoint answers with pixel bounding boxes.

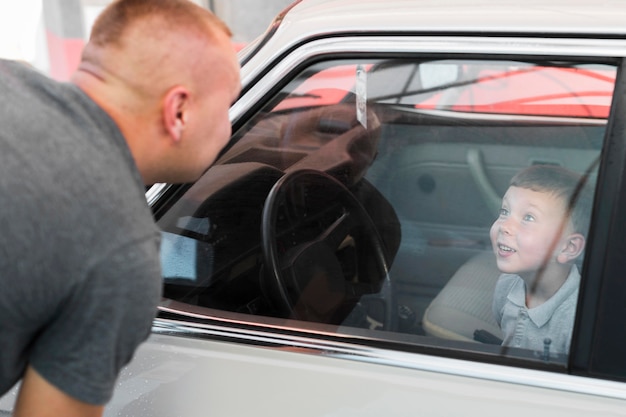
[489,186,571,276]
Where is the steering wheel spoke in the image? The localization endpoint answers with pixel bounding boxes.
[318,211,353,249]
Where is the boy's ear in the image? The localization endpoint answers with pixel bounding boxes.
[557,232,585,264]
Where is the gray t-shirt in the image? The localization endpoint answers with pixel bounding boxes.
[0,60,162,404]
[492,265,580,356]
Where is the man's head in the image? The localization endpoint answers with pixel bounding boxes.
[489,164,592,277]
[72,0,241,185]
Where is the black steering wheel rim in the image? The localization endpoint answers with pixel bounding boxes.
[261,169,394,329]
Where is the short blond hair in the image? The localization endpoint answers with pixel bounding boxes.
[510,164,593,236]
[89,0,231,47]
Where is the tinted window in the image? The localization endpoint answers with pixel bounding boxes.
[158,57,615,366]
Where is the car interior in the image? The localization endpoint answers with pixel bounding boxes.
[156,57,612,362]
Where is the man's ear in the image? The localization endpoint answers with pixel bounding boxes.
[163,86,189,142]
[557,232,585,264]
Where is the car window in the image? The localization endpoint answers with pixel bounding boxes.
[158,57,615,367]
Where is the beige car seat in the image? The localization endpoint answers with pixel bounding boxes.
[422,251,503,342]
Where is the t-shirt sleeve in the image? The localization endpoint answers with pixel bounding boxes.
[29,236,162,405]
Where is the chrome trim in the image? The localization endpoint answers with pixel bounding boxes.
[152,316,626,402]
[397,108,608,125]
[234,35,626,122]
[145,183,171,207]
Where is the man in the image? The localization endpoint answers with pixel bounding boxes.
[0,1,240,416]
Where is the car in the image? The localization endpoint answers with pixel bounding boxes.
[4,0,626,415]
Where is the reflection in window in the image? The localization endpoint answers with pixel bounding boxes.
[158,56,615,365]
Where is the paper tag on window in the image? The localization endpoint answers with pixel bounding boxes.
[356,64,367,129]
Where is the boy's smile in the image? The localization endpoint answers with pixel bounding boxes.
[490,186,571,278]
[495,243,516,256]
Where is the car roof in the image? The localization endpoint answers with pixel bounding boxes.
[282,0,626,37]
[238,0,626,85]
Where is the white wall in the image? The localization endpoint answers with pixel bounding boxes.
[0,1,47,69]
[0,0,296,77]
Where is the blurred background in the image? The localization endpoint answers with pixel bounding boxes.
[0,0,293,80]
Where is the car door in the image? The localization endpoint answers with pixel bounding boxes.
[104,34,626,416]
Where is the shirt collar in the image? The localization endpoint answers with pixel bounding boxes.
[506,265,580,327]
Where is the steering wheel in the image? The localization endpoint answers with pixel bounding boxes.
[261,169,394,330]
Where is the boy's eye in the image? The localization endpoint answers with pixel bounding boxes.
[499,208,509,217]
[523,214,536,222]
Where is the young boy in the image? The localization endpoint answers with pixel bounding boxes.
[491,164,592,356]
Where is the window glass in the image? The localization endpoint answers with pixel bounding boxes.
[158,57,614,365]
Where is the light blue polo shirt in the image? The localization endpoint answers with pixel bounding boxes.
[492,265,580,356]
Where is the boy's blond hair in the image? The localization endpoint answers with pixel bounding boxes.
[510,164,593,236]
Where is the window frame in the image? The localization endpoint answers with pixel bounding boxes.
[571,57,626,382]
[152,34,626,385]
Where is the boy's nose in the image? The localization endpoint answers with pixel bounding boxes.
[499,218,514,235]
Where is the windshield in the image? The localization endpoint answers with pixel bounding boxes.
[273,59,614,120]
